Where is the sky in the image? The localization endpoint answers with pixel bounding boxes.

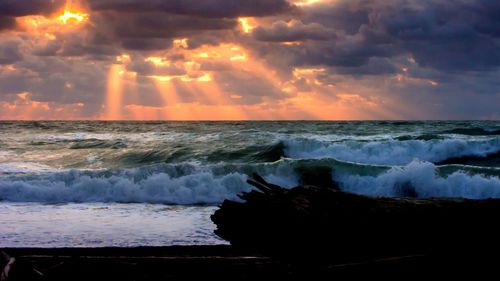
[0,0,499,120]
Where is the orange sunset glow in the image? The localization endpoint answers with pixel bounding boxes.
[57,9,88,24]
[0,0,498,120]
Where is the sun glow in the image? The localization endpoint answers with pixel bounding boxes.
[17,92,29,101]
[145,57,170,66]
[238,18,256,33]
[0,0,400,121]
[293,67,326,76]
[197,73,212,82]
[116,54,131,63]
[44,33,56,40]
[280,41,303,46]
[173,38,189,49]
[230,54,247,61]
[196,52,211,58]
[151,76,175,82]
[57,9,88,24]
[105,64,124,120]
[293,0,325,6]
[150,73,211,82]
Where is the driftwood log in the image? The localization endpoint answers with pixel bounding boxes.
[211,174,500,263]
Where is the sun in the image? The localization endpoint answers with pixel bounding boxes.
[57,9,88,24]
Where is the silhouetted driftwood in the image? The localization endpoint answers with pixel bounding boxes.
[0,247,281,281]
[1,251,43,281]
[211,173,500,263]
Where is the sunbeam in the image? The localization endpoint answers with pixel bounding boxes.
[105,64,124,120]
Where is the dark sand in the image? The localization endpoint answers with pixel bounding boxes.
[2,245,497,280]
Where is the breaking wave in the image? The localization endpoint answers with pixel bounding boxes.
[283,137,500,166]
[1,159,499,204]
[337,160,500,199]
[440,127,500,136]
[0,166,250,205]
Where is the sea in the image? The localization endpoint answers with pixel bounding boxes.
[1,121,499,247]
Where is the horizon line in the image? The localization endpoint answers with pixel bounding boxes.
[0,119,498,122]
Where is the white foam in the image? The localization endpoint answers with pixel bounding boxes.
[0,168,251,204]
[6,132,196,144]
[284,137,500,165]
[337,160,500,199]
[1,159,499,204]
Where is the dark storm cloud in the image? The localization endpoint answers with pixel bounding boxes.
[32,39,62,56]
[0,0,65,31]
[0,39,23,64]
[365,0,500,72]
[120,38,172,51]
[257,0,500,73]
[96,12,236,39]
[87,0,293,18]
[86,10,238,52]
[29,27,121,58]
[0,0,65,16]
[199,61,233,71]
[383,71,500,119]
[127,60,186,76]
[185,30,238,49]
[253,20,333,42]
[78,0,290,54]
[0,16,16,31]
[302,1,370,35]
[329,57,398,76]
[0,54,107,118]
[0,72,29,94]
[238,0,499,118]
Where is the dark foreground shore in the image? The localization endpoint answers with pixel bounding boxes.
[2,245,499,280]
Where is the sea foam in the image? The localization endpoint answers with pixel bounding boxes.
[284,137,500,165]
[1,160,499,204]
[0,168,250,205]
[337,160,500,199]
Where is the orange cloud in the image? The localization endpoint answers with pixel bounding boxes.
[0,92,86,120]
[2,12,391,121]
[57,10,88,24]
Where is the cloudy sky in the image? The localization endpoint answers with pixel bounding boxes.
[0,0,499,120]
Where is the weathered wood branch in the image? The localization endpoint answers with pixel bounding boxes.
[211,174,500,263]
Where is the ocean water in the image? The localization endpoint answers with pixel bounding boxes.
[0,121,499,247]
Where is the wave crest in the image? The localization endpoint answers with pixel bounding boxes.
[1,159,499,204]
[441,127,500,136]
[337,160,500,199]
[0,167,250,205]
[284,138,500,166]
